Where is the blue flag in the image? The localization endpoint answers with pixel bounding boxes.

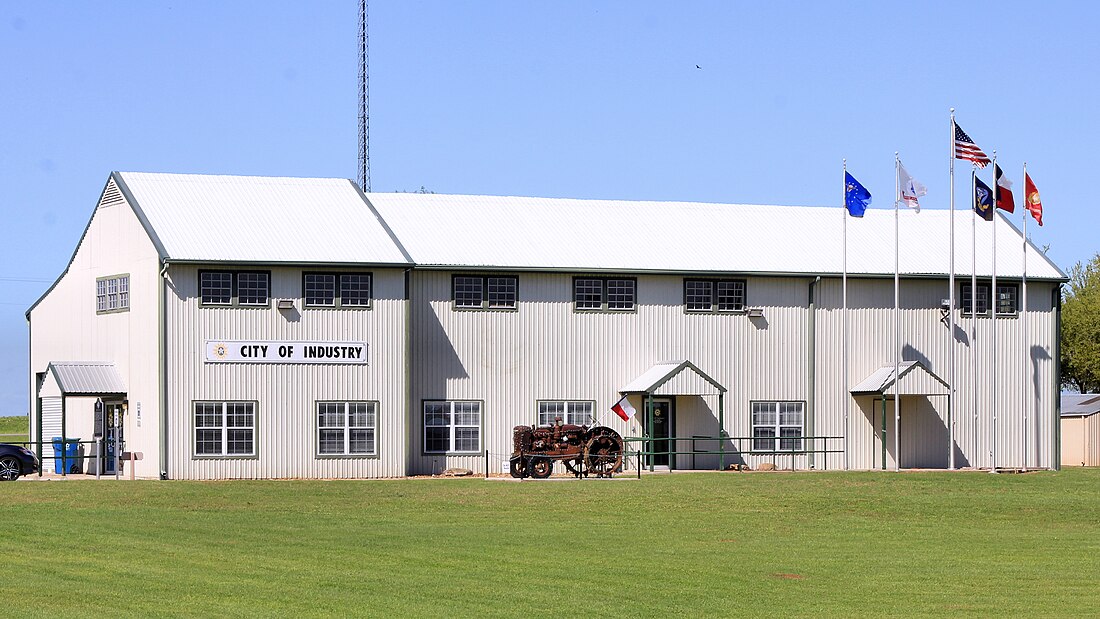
[845,171,871,217]
[974,177,994,221]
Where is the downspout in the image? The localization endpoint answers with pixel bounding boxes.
[1053,284,1062,471]
[159,259,169,479]
[404,267,412,477]
[807,276,820,469]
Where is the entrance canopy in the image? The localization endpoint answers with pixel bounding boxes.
[620,360,726,396]
[46,361,126,396]
[850,360,948,396]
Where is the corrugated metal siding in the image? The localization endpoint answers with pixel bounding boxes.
[28,186,163,477]
[118,173,410,265]
[813,278,1057,470]
[38,397,61,456]
[368,194,1064,280]
[409,272,810,475]
[166,265,408,479]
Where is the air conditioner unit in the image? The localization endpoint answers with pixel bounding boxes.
[276,299,295,310]
[746,308,764,318]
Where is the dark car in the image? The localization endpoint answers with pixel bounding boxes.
[0,444,39,480]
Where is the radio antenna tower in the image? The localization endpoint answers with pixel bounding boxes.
[357,0,370,192]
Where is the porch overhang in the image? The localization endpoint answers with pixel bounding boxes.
[619,360,726,396]
[46,361,127,396]
[850,360,948,396]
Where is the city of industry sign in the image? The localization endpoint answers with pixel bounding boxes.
[204,340,368,364]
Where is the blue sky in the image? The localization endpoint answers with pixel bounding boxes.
[2,1,1097,415]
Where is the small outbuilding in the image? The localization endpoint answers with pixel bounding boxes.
[1060,394,1100,467]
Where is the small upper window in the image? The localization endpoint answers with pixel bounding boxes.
[961,282,1017,316]
[200,271,269,307]
[96,275,130,314]
[453,275,517,310]
[574,277,636,312]
[304,273,372,308]
[685,279,746,312]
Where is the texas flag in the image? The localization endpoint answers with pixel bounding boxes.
[611,396,637,422]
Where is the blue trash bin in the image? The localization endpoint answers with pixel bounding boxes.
[51,437,82,474]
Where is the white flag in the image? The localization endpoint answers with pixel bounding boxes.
[898,162,927,212]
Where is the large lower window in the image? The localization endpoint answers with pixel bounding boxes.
[752,401,804,452]
[200,270,270,307]
[573,277,636,311]
[317,401,377,456]
[537,401,594,426]
[194,401,256,457]
[961,282,1018,316]
[304,272,372,308]
[684,279,746,312]
[424,401,481,453]
[453,275,517,309]
[96,274,130,314]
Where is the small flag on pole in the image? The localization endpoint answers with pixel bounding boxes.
[845,171,872,217]
[954,122,991,168]
[995,164,1015,213]
[974,177,994,221]
[898,162,927,212]
[611,396,637,422]
[1024,173,1044,226]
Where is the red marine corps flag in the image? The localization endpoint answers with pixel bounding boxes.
[1024,172,1044,226]
[611,396,637,421]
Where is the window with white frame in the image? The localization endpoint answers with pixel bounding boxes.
[317,401,377,456]
[304,272,372,308]
[684,278,746,312]
[96,274,130,314]
[573,277,636,311]
[200,270,270,307]
[751,401,804,452]
[961,282,1018,316]
[537,400,594,426]
[194,401,256,457]
[453,275,517,309]
[423,401,481,453]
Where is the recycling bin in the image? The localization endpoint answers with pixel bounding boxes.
[51,437,82,474]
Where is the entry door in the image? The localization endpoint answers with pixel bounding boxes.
[644,398,675,467]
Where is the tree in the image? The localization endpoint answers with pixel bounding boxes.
[1061,253,1100,392]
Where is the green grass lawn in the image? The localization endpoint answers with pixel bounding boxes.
[0,415,27,443]
[3,469,1099,617]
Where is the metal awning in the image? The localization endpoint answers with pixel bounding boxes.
[47,361,127,396]
[850,360,948,396]
[620,360,726,396]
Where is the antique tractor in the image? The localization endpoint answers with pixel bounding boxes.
[509,422,624,479]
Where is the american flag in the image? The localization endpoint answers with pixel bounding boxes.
[953,122,991,168]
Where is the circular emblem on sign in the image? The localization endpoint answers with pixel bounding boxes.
[213,343,228,359]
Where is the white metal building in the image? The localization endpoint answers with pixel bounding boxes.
[27,172,1066,479]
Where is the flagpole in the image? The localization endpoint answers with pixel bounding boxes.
[990,152,998,473]
[843,159,850,471]
[894,153,901,471]
[1022,161,1029,469]
[971,167,979,464]
[948,110,957,470]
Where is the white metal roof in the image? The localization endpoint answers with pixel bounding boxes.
[620,360,726,395]
[115,172,411,265]
[365,193,1066,279]
[47,362,127,395]
[850,361,949,396]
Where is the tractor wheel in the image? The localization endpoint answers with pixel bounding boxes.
[585,428,624,478]
[509,456,528,479]
[564,457,587,478]
[530,457,553,479]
